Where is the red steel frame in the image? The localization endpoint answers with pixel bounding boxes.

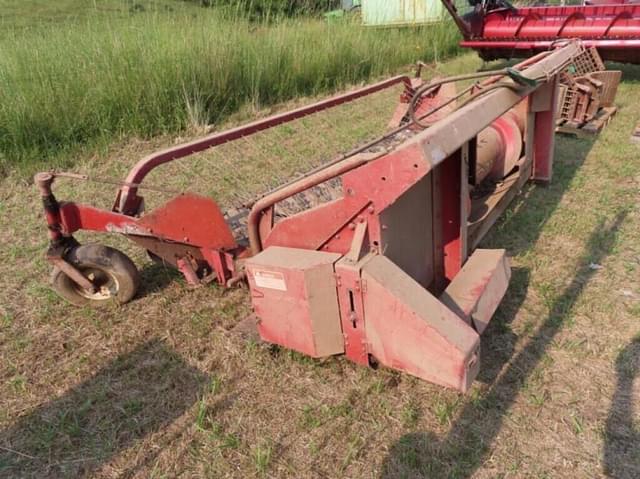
[36,42,581,391]
[114,75,414,216]
[441,0,640,64]
[36,76,414,287]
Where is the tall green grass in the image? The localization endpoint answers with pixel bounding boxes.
[0,9,460,173]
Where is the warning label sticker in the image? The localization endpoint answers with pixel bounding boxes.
[253,269,287,291]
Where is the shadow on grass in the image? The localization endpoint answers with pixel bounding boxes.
[379,125,621,477]
[604,336,640,479]
[475,267,528,385]
[382,209,627,478]
[0,339,207,478]
[136,260,183,298]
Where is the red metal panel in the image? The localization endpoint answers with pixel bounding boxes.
[246,247,344,358]
[59,202,149,236]
[320,218,370,254]
[341,144,430,209]
[137,194,236,250]
[335,257,370,366]
[440,249,511,334]
[361,255,481,393]
[530,78,559,182]
[248,154,374,254]
[59,193,236,251]
[341,144,430,250]
[439,151,463,283]
[482,5,640,41]
[262,144,428,256]
[263,197,370,252]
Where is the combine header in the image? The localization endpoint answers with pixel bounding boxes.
[441,0,640,64]
[37,42,593,392]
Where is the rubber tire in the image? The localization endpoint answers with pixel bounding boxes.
[51,244,140,307]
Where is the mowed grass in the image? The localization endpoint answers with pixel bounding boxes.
[0,52,638,478]
[0,1,459,174]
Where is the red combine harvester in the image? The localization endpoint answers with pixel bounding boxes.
[441,0,640,64]
[37,42,594,392]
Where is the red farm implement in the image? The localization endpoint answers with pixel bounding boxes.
[441,0,640,64]
[37,41,592,392]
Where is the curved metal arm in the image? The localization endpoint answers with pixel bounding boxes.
[440,0,473,39]
[247,153,380,255]
[114,75,413,215]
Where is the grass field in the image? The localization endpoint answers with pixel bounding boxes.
[0,0,190,26]
[0,47,639,478]
[0,0,459,174]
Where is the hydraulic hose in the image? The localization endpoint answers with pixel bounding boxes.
[409,67,548,128]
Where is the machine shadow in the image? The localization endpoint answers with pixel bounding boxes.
[604,337,640,479]
[135,260,183,298]
[380,123,625,476]
[382,210,627,478]
[475,266,528,385]
[0,339,207,478]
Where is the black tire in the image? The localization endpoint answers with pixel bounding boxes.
[51,244,140,307]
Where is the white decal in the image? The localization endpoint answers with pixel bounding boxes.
[253,269,287,291]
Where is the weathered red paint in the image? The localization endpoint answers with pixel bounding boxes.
[36,44,586,392]
[137,194,236,250]
[439,151,463,283]
[246,247,344,358]
[335,257,370,366]
[59,194,235,249]
[361,254,481,392]
[248,153,375,254]
[59,202,148,236]
[57,194,237,285]
[531,79,559,182]
[263,197,370,252]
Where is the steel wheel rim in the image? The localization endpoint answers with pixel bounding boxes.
[71,267,120,300]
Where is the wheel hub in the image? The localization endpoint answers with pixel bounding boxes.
[73,267,119,301]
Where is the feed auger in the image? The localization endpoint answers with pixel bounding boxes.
[36,41,590,392]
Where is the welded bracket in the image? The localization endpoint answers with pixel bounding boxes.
[335,254,372,366]
[344,221,368,263]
